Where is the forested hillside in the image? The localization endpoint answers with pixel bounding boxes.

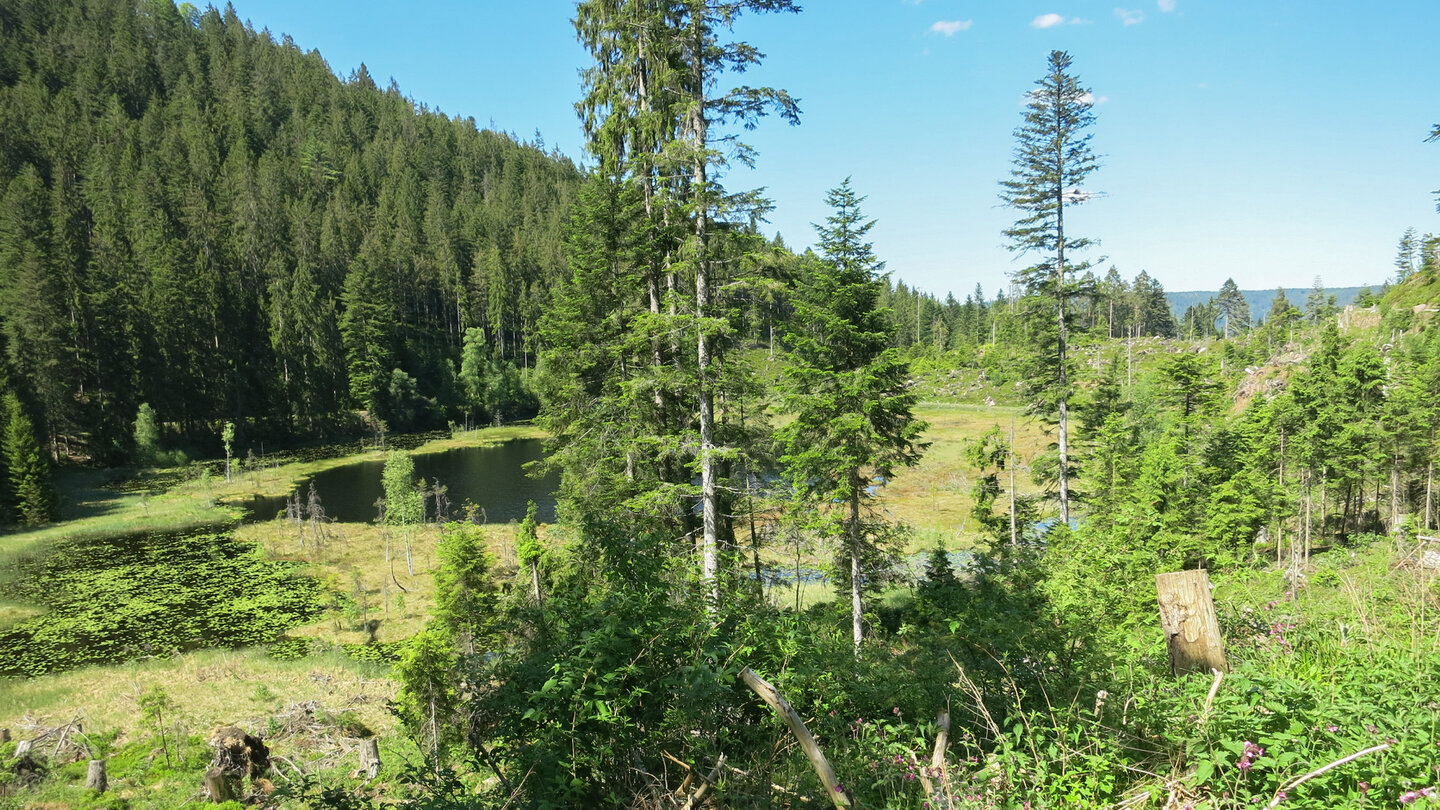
[0,0,580,461]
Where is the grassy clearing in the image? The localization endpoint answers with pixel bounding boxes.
[236,517,534,647]
[0,645,399,743]
[879,402,1050,549]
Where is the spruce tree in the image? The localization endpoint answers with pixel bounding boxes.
[779,179,925,651]
[3,392,56,526]
[568,0,798,606]
[1216,278,1251,337]
[999,50,1101,525]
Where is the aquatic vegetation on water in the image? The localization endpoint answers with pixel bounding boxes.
[0,528,324,677]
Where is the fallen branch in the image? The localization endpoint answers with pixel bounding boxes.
[664,752,813,804]
[1264,742,1391,810]
[738,667,851,809]
[680,754,726,810]
[918,711,950,808]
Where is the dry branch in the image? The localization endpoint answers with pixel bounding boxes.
[737,667,851,808]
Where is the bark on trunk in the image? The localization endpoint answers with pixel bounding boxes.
[850,478,863,652]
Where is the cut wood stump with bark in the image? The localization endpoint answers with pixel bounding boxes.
[1156,569,1228,676]
[86,759,107,793]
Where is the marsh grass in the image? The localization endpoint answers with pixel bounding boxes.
[236,518,529,647]
[881,403,1050,549]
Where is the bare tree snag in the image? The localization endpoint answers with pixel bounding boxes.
[86,759,107,793]
[738,667,852,808]
[1156,569,1228,675]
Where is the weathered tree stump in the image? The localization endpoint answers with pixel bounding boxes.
[204,767,231,802]
[9,739,42,787]
[1156,569,1228,675]
[86,759,107,793]
[0,728,9,742]
[360,737,381,780]
[208,726,270,800]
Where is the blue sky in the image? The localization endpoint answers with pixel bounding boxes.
[230,0,1439,300]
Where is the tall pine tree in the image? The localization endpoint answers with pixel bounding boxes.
[999,50,1101,525]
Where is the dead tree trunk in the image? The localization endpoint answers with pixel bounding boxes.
[738,667,851,808]
[204,768,231,802]
[1156,569,1228,676]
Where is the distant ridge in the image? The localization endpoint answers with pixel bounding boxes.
[1164,286,1371,320]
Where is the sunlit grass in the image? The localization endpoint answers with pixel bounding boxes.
[236,517,534,646]
[0,644,399,748]
[875,402,1050,551]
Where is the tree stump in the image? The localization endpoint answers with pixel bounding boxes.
[360,737,381,780]
[208,726,270,800]
[10,739,42,788]
[204,768,231,802]
[86,759,107,793]
[1156,569,1228,675]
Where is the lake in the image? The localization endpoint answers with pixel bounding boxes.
[245,438,559,525]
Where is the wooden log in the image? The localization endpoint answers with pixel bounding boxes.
[360,737,381,781]
[204,767,232,802]
[14,739,32,758]
[738,667,851,808]
[1156,569,1228,676]
[86,759,107,793]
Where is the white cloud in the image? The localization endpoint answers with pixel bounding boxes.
[930,19,973,36]
[1157,0,1177,10]
[1114,7,1144,25]
[1078,92,1111,105]
[1031,12,1066,28]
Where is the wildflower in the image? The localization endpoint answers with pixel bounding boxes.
[1238,740,1265,772]
[1358,782,1369,795]
[1326,724,1339,732]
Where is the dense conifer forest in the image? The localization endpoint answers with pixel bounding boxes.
[0,0,581,463]
[3,2,1440,809]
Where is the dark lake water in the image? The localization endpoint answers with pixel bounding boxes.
[245,439,558,525]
